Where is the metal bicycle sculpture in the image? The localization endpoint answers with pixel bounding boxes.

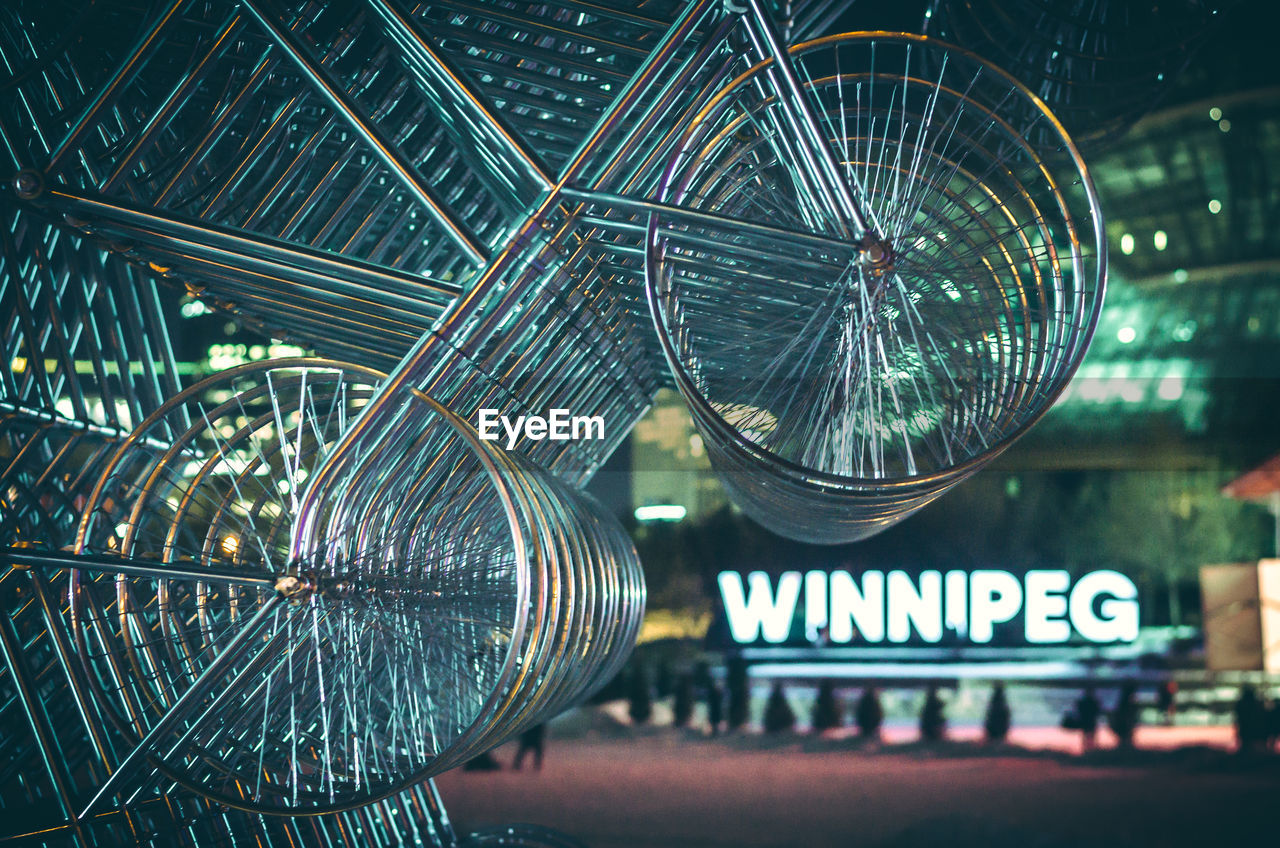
[3,0,1105,844]
[71,359,641,813]
[645,28,1105,541]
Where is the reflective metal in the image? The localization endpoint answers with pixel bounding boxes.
[2,0,1104,843]
[645,32,1106,542]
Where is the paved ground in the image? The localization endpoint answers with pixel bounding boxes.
[436,726,1280,848]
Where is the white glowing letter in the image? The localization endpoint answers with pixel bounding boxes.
[549,409,571,439]
[945,570,968,637]
[829,570,884,643]
[887,570,943,643]
[1070,570,1139,643]
[805,570,828,642]
[970,570,1023,643]
[478,409,499,441]
[1024,570,1071,643]
[719,571,802,644]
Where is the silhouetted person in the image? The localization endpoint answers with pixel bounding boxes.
[628,664,652,725]
[811,680,842,733]
[984,682,1011,743]
[1267,697,1280,752]
[512,723,546,770]
[1108,682,1140,749]
[855,687,884,741]
[655,662,674,698]
[1235,685,1266,753]
[919,684,947,742]
[726,656,750,731]
[763,682,797,733]
[1075,687,1101,752]
[706,682,724,737]
[1156,680,1177,726]
[673,674,695,728]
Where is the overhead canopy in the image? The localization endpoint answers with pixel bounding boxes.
[1223,453,1280,499]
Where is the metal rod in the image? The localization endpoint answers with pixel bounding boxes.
[121,609,301,808]
[100,13,246,194]
[361,0,553,195]
[26,569,120,776]
[427,0,650,59]
[792,0,856,41]
[0,401,173,450]
[594,15,742,195]
[151,51,279,207]
[75,594,284,820]
[559,0,720,184]
[742,0,869,237]
[583,11,739,192]
[529,0,667,28]
[560,186,856,253]
[44,0,187,177]
[42,187,462,306]
[7,550,278,589]
[423,779,458,848]
[236,0,490,265]
[0,608,85,843]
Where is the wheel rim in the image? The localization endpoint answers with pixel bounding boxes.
[645,32,1106,543]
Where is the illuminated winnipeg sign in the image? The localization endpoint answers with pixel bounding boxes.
[717,569,1140,645]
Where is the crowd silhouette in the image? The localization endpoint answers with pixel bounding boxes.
[615,664,1280,757]
[456,672,1277,776]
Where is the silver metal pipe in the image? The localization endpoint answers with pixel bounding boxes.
[0,611,85,838]
[44,187,462,306]
[743,0,869,237]
[76,594,283,819]
[7,550,278,588]
[361,0,553,196]
[561,186,855,253]
[237,0,490,265]
[44,0,188,177]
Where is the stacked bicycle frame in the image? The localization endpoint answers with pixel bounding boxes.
[2,0,1109,845]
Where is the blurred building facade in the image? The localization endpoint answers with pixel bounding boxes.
[629,389,729,523]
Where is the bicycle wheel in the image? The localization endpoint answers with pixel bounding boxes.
[646,32,1105,543]
[73,359,529,813]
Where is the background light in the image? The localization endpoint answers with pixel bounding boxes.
[1157,375,1185,401]
[635,504,687,522]
[180,299,211,318]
